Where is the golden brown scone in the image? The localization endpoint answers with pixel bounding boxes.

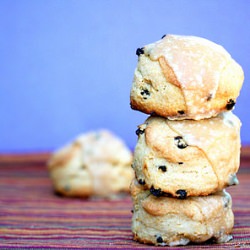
[131,179,234,246]
[132,112,241,197]
[130,34,244,120]
[47,130,134,198]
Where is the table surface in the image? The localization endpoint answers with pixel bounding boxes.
[0,148,250,249]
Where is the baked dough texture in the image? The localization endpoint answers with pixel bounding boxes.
[47,130,134,198]
[132,112,241,197]
[130,34,244,120]
[131,179,234,246]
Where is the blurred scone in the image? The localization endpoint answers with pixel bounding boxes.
[131,179,234,246]
[130,34,244,120]
[48,130,133,198]
[133,112,241,197]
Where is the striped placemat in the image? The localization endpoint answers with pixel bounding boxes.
[0,152,250,249]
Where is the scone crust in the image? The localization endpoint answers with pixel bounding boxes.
[130,34,244,120]
[132,112,241,197]
[48,130,134,198]
[131,179,234,246]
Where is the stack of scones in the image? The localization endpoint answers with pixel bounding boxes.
[129,34,244,246]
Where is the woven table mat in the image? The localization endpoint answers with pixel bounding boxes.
[0,151,250,249]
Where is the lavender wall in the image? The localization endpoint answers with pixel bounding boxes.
[0,0,249,152]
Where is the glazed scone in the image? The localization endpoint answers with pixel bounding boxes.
[130,34,244,120]
[131,179,234,246]
[47,130,134,198]
[133,112,241,197]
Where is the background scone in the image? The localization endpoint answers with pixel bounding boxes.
[130,34,244,120]
[133,112,241,197]
[48,130,134,198]
[131,179,234,246]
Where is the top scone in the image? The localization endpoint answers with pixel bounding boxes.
[130,34,244,120]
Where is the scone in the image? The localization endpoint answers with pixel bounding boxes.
[47,130,134,198]
[132,112,241,197]
[130,34,244,120]
[131,179,234,246]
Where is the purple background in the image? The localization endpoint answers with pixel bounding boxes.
[0,0,249,152]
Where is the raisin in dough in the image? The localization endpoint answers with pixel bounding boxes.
[48,130,134,198]
[132,112,241,197]
[130,34,244,120]
[131,179,234,246]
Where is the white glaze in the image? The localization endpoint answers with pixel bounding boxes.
[145,34,231,118]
